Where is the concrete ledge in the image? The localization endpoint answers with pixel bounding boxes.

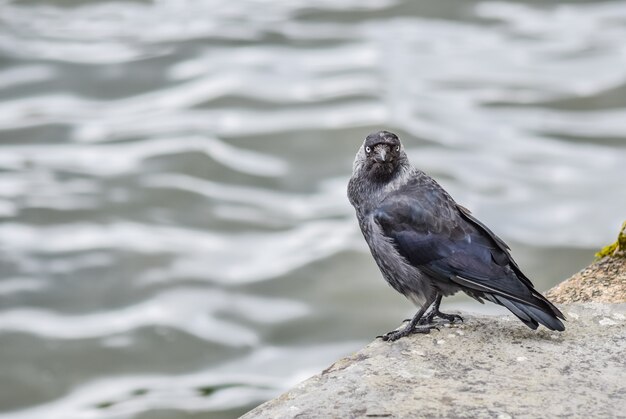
[243,303,626,418]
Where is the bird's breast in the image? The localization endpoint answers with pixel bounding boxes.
[360,215,430,304]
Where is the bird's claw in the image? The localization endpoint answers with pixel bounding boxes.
[419,311,463,325]
[446,313,464,323]
[378,324,439,342]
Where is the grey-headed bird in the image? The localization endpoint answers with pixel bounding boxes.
[348,131,565,341]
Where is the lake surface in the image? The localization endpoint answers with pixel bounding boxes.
[0,0,625,417]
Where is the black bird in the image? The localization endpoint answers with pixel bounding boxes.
[348,131,565,341]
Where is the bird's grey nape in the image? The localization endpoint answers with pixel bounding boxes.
[347,131,565,341]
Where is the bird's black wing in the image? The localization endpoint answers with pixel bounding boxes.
[455,203,535,290]
[373,179,564,330]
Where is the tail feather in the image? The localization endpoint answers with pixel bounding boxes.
[517,302,565,331]
[455,273,566,331]
[494,295,565,331]
[494,296,539,330]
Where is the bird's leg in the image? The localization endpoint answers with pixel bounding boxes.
[419,294,463,325]
[378,300,439,342]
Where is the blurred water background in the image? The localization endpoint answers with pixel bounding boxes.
[0,0,625,417]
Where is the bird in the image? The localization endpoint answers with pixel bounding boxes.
[347,130,565,342]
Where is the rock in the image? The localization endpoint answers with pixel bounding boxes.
[545,256,626,304]
[546,221,626,304]
[242,303,626,418]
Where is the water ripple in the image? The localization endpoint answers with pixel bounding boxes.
[0,136,287,177]
[0,342,360,419]
[0,220,357,284]
[0,288,308,344]
[142,173,350,221]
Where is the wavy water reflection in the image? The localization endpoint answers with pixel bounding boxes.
[0,0,625,417]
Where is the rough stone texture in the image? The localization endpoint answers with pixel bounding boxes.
[546,221,626,304]
[546,256,626,304]
[242,303,626,419]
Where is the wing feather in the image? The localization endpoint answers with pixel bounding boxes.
[373,180,564,325]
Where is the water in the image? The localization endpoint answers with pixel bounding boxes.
[0,0,625,417]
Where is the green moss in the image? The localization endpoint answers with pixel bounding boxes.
[619,221,626,248]
[595,221,626,260]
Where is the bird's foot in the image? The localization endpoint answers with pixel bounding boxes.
[377,323,439,342]
[419,310,463,325]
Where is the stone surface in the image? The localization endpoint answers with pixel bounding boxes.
[546,256,626,304]
[546,221,626,304]
[242,303,626,419]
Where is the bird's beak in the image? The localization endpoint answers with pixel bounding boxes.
[374,147,387,163]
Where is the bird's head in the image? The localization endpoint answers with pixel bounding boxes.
[355,131,407,181]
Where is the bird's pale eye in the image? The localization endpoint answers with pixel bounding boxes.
[365,146,371,153]
[395,146,400,152]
